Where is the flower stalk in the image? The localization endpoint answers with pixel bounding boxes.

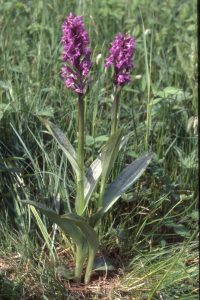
[111,86,121,135]
[77,94,85,215]
[105,33,135,135]
[61,13,92,215]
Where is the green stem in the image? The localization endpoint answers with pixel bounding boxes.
[74,245,86,282]
[84,249,96,284]
[77,94,85,216]
[110,86,121,182]
[111,87,121,135]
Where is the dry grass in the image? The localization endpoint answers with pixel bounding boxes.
[0,253,123,300]
[1,242,198,300]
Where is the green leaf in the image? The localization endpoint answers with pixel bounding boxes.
[21,200,85,248]
[21,200,89,281]
[61,213,99,284]
[102,153,152,213]
[83,133,130,211]
[101,129,123,185]
[164,221,190,237]
[98,129,123,205]
[39,118,80,176]
[174,225,190,237]
[83,155,102,210]
[61,213,99,252]
[92,256,116,271]
[36,107,54,117]
[85,135,108,146]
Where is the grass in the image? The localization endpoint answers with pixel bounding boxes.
[0,0,198,299]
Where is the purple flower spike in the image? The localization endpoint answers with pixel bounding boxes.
[61,13,92,94]
[105,33,135,86]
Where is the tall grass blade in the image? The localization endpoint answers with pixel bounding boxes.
[29,205,55,260]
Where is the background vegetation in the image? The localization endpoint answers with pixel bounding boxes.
[0,0,198,299]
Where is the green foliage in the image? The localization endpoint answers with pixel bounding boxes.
[99,129,124,206]
[21,199,98,284]
[21,121,151,282]
[102,153,153,213]
[39,117,80,177]
[0,0,197,298]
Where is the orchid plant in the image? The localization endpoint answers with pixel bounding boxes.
[22,13,152,284]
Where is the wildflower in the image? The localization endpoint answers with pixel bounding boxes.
[105,33,135,86]
[61,13,92,94]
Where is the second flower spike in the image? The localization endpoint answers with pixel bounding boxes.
[105,33,135,86]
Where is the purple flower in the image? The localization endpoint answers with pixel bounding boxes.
[105,33,135,86]
[61,13,92,94]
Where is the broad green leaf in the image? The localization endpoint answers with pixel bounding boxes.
[119,133,131,150]
[95,135,109,143]
[39,118,80,176]
[61,213,99,252]
[101,129,123,185]
[85,135,108,146]
[61,213,99,284]
[21,200,86,249]
[102,153,153,213]
[83,131,129,210]
[98,129,123,205]
[89,207,103,228]
[22,200,90,282]
[92,256,116,271]
[83,155,102,210]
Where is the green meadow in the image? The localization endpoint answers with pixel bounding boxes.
[0,0,198,299]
